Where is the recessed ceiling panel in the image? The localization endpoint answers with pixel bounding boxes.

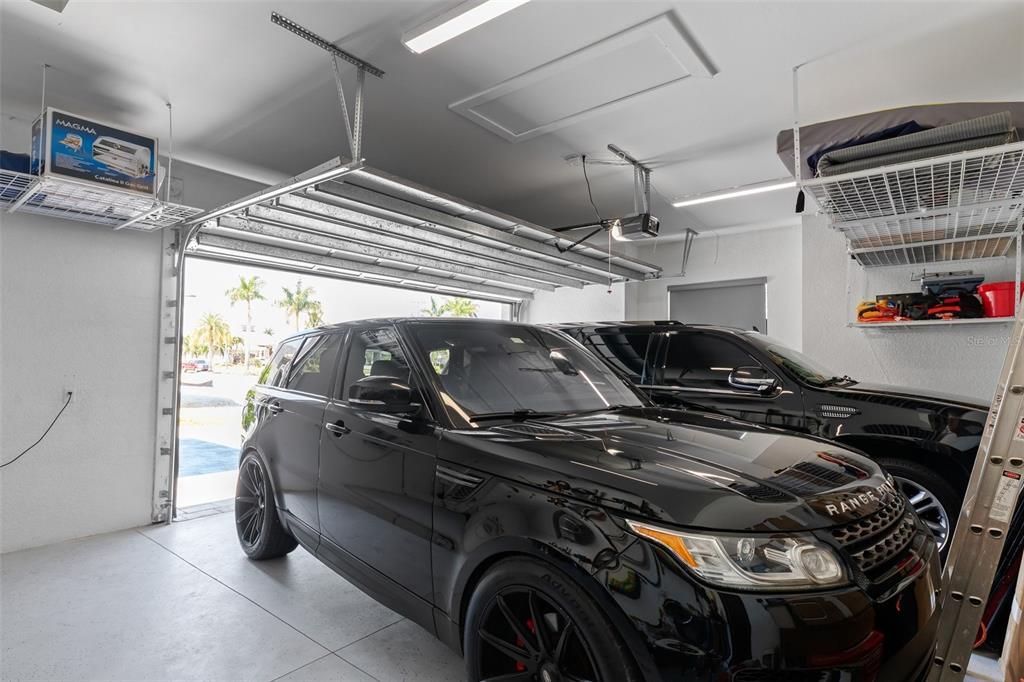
[450,12,716,143]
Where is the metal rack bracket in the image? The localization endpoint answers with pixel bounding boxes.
[271,11,383,162]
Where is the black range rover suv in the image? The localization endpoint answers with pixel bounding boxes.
[237,319,940,681]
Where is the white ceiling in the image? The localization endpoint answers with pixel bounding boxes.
[1,0,1021,240]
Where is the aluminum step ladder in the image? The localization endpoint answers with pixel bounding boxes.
[929,300,1024,680]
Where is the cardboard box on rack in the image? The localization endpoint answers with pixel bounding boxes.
[30,107,158,198]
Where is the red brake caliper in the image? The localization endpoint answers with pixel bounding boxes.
[514,619,537,672]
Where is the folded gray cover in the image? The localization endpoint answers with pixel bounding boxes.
[817,112,1015,176]
[776,102,1024,179]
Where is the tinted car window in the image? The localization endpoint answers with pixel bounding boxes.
[340,327,414,399]
[287,334,343,397]
[657,332,763,390]
[407,322,643,425]
[588,332,655,383]
[264,338,302,387]
[742,332,846,387]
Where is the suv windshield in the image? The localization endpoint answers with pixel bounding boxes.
[407,322,645,427]
[742,332,855,387]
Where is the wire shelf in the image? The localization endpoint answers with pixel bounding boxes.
[0,169,201,230]
[850,317,1014,329]
[852,235,1017,267]
[803,142,1024,267]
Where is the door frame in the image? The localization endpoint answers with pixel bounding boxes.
[666,276,768,332]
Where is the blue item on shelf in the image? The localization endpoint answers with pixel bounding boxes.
[1,150,31,174]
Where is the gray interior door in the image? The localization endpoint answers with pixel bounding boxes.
[669,278,767,332]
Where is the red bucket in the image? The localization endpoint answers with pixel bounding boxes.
[977,282,1024,318]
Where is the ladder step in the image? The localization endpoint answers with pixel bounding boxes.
[928,301,1024,681]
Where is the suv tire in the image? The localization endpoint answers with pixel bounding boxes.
[235,451,298,560]
[464,557,642,682]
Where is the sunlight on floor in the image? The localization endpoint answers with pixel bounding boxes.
[177,469,237,507]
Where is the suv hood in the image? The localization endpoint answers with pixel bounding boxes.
[443,407,896,533]
[828,381,988,411]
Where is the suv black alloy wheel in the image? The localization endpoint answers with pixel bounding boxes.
[236,456,266,548]
[465,558,640,682]
[477,587,596,681]
[234,452,298,560]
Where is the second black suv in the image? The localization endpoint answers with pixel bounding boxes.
[555,321,991,557]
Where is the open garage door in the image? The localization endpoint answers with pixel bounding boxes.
[185,161,661,306]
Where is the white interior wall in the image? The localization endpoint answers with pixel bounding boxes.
[524,282,624,324]
[794,3,1023,127]
[625,226,805,349]
[0,213,162,553]
[801,216,1008,403]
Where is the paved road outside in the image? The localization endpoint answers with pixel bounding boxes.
[178,371,257,507]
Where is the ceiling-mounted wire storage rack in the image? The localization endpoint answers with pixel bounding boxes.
[799,141,1024,269]
[791,66,1024,329]
[0,169,202,231]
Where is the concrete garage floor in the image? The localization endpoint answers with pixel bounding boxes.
[0,510,463,681]
[0,509,1005,682]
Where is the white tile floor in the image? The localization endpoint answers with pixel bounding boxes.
[0,510,463,682]
[0,509,1006,682]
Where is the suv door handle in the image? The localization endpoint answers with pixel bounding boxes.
[325,421,350,436]
[267,401,284,415]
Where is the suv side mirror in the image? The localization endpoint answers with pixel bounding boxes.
[728,366,779,393]
[349,376,417,414]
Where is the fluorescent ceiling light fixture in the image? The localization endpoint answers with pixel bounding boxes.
[402,0,531,54]
[672,179,797,208]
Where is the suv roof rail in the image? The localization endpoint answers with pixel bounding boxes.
[549,320,687,328]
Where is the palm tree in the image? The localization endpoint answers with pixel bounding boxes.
[277,280,317,332]
[194,313,232,367]
[182,333,196,359]
[306,301,325,328]
[422,297,446,317]
[444,298,479,318]
[226,275,264,367]
[186,329,209,359]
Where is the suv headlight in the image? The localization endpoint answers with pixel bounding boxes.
[627,520,847,591]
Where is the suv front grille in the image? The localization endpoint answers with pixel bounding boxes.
[828,492,927,580]
[850,513,917,573]
[830,493,906,546]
